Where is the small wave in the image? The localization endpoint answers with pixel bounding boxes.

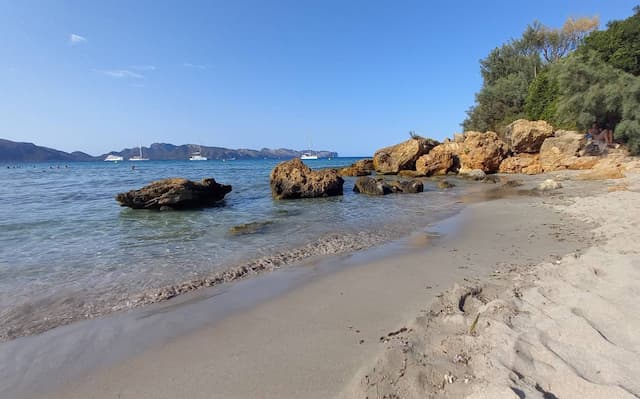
[0,228,396,342]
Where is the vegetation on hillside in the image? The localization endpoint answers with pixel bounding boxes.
[462,6,640,154]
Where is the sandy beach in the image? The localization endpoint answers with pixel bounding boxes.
[0,171,620,399]
[0,167,637,399]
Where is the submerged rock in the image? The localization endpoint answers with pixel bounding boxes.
[373,137,439,174]
[438,180,455,189]
[228,221,274,236]
[353,176,424,195]
[116,178,232,210]
[270,158,344,199]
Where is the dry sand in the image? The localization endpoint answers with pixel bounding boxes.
[342,171,640,398]
[4,170,637,399]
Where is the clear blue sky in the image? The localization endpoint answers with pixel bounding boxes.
[0,0,636,156]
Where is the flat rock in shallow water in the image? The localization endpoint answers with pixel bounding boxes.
[353,176,424,195]
[116,178,232,210]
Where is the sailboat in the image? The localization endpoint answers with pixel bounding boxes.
[129,143,149,161]
[104,154,123,162]
[189,145,207,161]
[300,136,318,160]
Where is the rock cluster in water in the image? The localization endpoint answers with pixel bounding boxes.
[270,158,344,199]
[116,177,232,210]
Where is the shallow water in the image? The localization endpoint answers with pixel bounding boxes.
[0,158,461,339]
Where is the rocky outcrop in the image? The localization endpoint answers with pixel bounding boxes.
[270,158,344,199]
[415,143,460,176]
[353,177,423,195]
[116,178,232,210]
[373,137,439,174]
[459,131,508,173]
[503,119,554,153]
[338,159,374,177]
[499,154,542,175]
[539,131,587,171]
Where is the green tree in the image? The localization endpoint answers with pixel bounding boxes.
[555,52,640,154]
[579,6,640,75]
[524,69,560,122]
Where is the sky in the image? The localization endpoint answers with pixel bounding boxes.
[0,0,637,156]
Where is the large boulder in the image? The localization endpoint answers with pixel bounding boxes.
[338,159,374,177]
[539,131,587,171]
[415,143,461,176]
[373,137,439,174]
[459,131,508,173]
[503,119,554,153]
[353,177,423,195]
[270,158,344,199]
[498,154,543,175]
[116,178,232,210]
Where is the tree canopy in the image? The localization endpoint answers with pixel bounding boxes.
[461,6,640,154]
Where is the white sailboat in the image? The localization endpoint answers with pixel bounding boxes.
[104,154,123,162]
[129,144,149,161]
[189,145,207,161]
[300,136,318,160]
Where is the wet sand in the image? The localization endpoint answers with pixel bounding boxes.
[3,175,600,399]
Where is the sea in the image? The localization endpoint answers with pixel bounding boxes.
[0,158,463,341]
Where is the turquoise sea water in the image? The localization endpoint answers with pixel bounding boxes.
[0,158,462,339]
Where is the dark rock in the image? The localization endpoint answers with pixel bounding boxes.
[438,180,455,189]
[389,180,424,193]
[116,178,232,210]
[270,158,344,199]
[353,177,393,195]
[353,177,423,195]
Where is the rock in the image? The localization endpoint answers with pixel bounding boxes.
[116,178,232,210]
[502,179,523,187]
[389,180,424,193]
[565,156,600,170]
[575,165,625,180]
[498,154,542,174]
[580,140,607,157]
[453,133,465,143]
[270,158,344,199]
[539,131,587,171]
[353,177,423,195]
[438,180,455,189]
[459,131,508,173]
[459,168,486,181]
[228,221,274,236]
[398,170,425,178]
[373,137,439,174]
[538,179,562,191]
[503,119,554,153]
[415,143,460,176]
[353,176,393,195]
[338,159,374,177]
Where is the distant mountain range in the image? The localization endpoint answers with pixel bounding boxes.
[0,139,338,162]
